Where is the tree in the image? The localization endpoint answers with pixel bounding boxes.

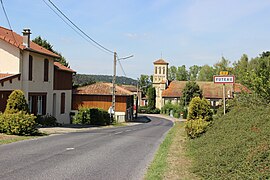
[138,74,152,95]
[32,36,69,67]
[189,65,201,81]
[168,66,177,81]
[232,54,249,84]
[197,65,215,81]
[147,86,156,110]
[244,55,270,102]
[214,56,231,75]
[188,97,212,121]
[180,81,202,107]
[5,90,29,114]
[176,65,188,81]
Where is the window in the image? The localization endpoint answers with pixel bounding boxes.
[28,93,46,115]
[155,67,157,74]
[159,67,161,74]
[37,96,43,115]
[44,59,49,82]
[29,55,33,81]
[28,96,32,113]
[61,93,65,114]
[163,67,165,74]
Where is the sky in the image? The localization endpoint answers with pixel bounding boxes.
[1,0,270,79]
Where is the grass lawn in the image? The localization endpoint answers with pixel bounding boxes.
[145,122,198,180]
[0,133,37,145]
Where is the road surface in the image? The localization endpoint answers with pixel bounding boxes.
[0,115,173,180]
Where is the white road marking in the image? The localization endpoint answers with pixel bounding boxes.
[114,131,123,135]
[125,129,131,132]
[66,148,75,150]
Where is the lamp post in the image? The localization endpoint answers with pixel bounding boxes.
[111,52,134,121]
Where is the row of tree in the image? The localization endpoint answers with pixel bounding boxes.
[166,51,270,102]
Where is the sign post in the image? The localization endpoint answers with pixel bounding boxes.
[213,74,235,115]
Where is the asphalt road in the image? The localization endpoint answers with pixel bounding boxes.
[0,115,173,180]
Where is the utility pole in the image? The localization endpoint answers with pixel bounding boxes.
[223,83,226,115]
[112,51,117,117]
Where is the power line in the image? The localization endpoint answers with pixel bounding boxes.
[0,0,17,45]
[118,59,127,76]
[42,0,110,55]
[46,0,114,54]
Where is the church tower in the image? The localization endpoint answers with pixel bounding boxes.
[152,59,169,109]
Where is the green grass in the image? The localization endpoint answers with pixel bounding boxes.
[145,123,176,180]
[0,134,37,145]
[187,105,270,179]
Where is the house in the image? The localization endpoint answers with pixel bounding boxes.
[0,26,75,124]
[72,82,134,122]
[152,59,250,108]
[162,81,250,107]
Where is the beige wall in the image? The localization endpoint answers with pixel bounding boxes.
[53,90,72,124]
[0,77,21,90]
[0,39,73,124]
[0,40,20,74]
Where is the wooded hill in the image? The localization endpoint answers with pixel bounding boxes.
[73,74,137,87]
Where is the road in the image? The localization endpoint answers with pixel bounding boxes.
[0,115,173,180]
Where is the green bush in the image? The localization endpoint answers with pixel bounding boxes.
[187,105,270,179]
[73,107,91,124]
[36,115,58,127]
[188,97,212,121]
[138,106,160,114]
[161,102,183,118]
[4,90,29,114]
[73,107,112,126]
[185,118,210,139]
[0,112,37,135]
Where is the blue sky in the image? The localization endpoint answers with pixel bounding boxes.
[1,0,270,79]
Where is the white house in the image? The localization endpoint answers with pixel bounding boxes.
[0,26,75,124]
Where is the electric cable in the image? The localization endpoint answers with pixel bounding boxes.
[0,0,17,45]
[46,0,114,54]
[42,0,110,54]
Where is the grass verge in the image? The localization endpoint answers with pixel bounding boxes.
[145,122,198,180]
[187,106,270,179]
[0,133,37,145]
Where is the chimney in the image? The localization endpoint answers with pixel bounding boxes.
[22,28,31,48]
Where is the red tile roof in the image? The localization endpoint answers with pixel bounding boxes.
[0,26,59,58]
[73,82,133,96]
[120,85,138,92]
[0,73,12,79]
[153,59,169,65]
[162,81,250,99]
[0,74,21,83]
[54,62,76,73]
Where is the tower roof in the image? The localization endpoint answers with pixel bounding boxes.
[153,59,169,65]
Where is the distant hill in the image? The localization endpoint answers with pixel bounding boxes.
[73,74,137,87]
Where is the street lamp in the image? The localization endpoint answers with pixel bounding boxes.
[111,52,134,121]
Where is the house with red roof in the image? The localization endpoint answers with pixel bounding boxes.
[0,26,75,124]
[162,81,250,107]
[72,82,134,122]
[152,59,250,109]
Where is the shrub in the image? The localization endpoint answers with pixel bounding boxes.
[185,118,210,139]
[188,97,212,121]
[73,107,91,124]
[0,112,37,135]
[161,102,183,118]
[73,107,112,126]
[138,106,160,114]
[36,115,58,127]
[4,90,29,114]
